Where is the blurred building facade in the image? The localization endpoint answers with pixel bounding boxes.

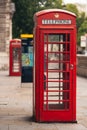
[0,0,15,70]
[0,0,15,53]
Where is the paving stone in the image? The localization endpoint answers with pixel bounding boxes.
[9,125,30,130]
[0,125,8,130]
[0,71,87,130]
[55,123,87,130]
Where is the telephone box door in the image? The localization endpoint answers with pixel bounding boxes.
[36,29,76,122]
[11,47,21,76]
[9,39,21,76]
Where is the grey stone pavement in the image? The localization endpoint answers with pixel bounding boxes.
[0,71,87,130]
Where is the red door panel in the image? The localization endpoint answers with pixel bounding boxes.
[38,29,76,122]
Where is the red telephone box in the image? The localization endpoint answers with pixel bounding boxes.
[9,39,21,76]
[33,9,77,122]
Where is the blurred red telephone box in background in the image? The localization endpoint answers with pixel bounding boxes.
[9,39,21,76]
[33,9,77,122]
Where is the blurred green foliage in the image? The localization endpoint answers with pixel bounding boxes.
[12,0,87,45]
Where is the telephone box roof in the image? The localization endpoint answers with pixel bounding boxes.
[35,9,76,17]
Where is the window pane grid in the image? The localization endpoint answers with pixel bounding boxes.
[44,33,70,110]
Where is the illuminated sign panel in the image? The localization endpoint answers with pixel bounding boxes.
[42,19,72,25]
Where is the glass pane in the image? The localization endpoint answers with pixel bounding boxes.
[48,34,66,42]
[44,44,47,52]
[48,72,60,79]
[48,92,60,100]
[47,102,69,110]
[48,63,59,70]
[13,48,20,61]
[67,34,70,42]
[48,44,64,52]
[48,81,70,90]
[63,43,70,52]
[12,48,20,72]
[48,72,69,80]
[48,53,63,61]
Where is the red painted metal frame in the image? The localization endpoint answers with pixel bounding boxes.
[9,39,21,76]
[33,9,76,122]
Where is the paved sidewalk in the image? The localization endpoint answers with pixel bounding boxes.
[0,71,87,130]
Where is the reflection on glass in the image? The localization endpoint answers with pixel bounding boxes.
[48,34,66,42]
[13,48,20,61]
[44,34,70,42]
[12,48,21,72]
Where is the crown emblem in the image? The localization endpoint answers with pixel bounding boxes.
[54,13,59,18]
